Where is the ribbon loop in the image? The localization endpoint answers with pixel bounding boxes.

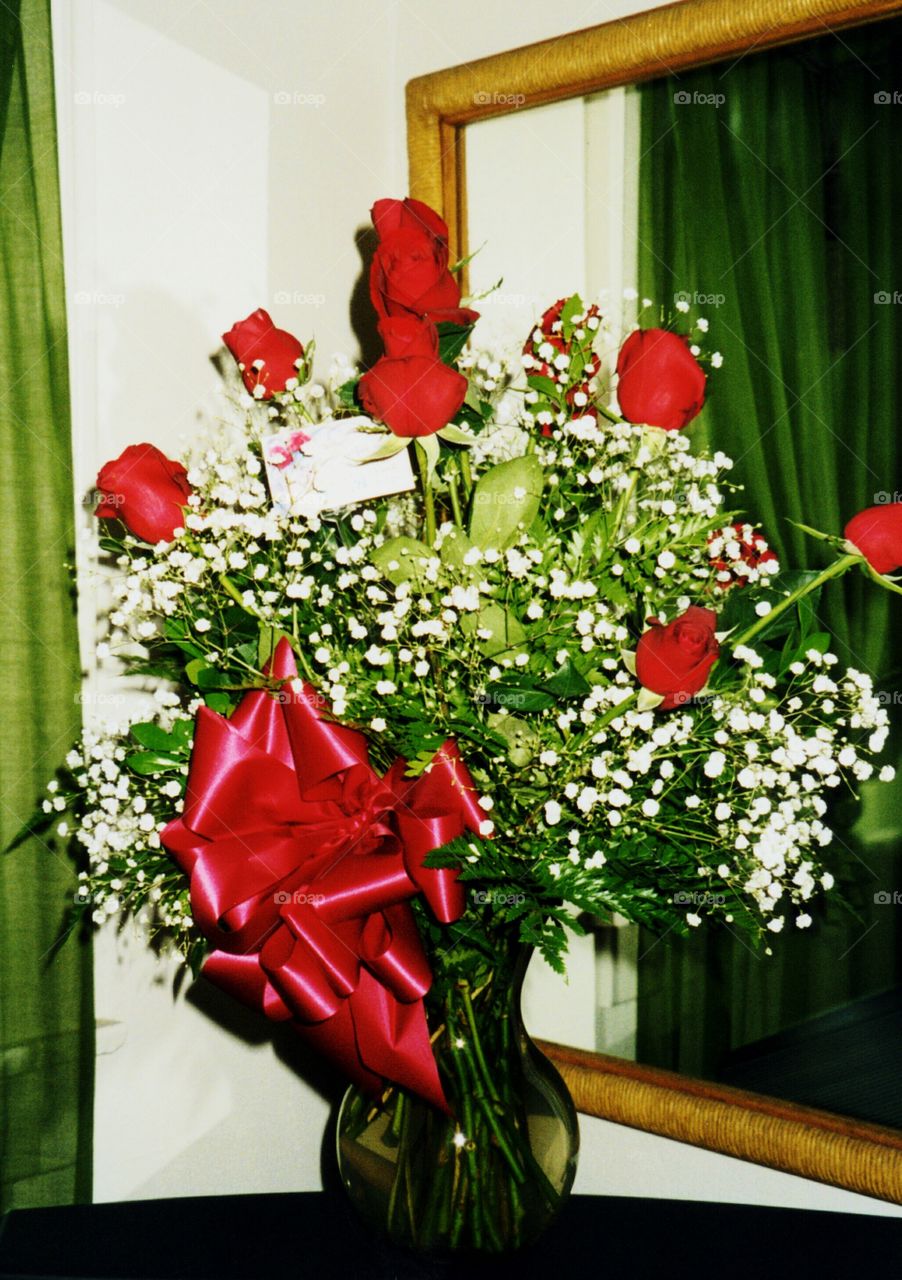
[162,638,483,1108]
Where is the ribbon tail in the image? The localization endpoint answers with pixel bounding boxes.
[351,970,449,1113]
[293,1000,384,1097]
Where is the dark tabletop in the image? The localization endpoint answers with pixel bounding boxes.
[1,1190,901,1280]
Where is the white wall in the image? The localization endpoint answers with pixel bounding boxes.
[51,0,902,1216]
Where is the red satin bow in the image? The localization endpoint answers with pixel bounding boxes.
[161,639,484,1109]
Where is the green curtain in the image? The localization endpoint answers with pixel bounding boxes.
[0,0,93,1211]
[636,24,902,1077]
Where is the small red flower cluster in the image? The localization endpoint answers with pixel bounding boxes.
[708,523,779,591]
[521,298,602,435]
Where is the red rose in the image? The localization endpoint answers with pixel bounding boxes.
[222,308,304,399]
[635,606,719,709]
[369,197,479,327]
[523,298,602,435]
[616,328,706,431]
[844,503,902,575]
[359,316,468,439]
[95,444,192,544]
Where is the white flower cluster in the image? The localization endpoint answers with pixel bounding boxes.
[52,703,196,942]
[536,643,892,931]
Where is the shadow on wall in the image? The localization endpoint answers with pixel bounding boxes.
[187,972,350,1191]
[349,222,381,372]
[186,973,342,1108]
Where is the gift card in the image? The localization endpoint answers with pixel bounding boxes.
[263,416,414,517]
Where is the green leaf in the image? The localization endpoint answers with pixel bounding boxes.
[436,320,475,366]
[486,712,540,766]
[526,374,559,401]
[486,679,554,713]
[195,666,233,690]
[468,454,544,549]
[544,659,590,699]
[805,631,831,655]
[371,536,434,586]
[257,624,284,671]
[436,423,476,447]
[204,692,233,715]
[360,434,409,464]
[864,561,902,596]
[130,722,176,751]
[416,433,440,480]
[337,376,360,410]
[126,751,181,775]
[462,602,526,656]
[559,293,585,340]
[184,657,212,686]
[439,526,474,571]
[788,519,835,544]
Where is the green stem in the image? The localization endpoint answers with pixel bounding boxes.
[459,450,473,497]
[415,442,437,546]
[731,552,860,649]
[459,982,500,1103]
[386,1091,408,1233]
[448,470,464,528]
[218,572,260,616]
[610,468,639,543]
[596,403,629,426]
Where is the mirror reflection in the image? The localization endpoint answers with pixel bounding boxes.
[469,17,902,1131]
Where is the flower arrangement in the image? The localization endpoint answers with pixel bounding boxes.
[25,196,902,1253]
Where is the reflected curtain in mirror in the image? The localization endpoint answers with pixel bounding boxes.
[636,20,902,1120]
[0,0,94,1211]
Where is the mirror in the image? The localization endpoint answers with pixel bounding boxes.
[406,0,902,1200]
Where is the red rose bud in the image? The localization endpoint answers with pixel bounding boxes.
[616,328,706,431]
[369,197,479,327]
[844,503,902,575]
[635,606,720,710]
[358,316,468,438]
[709,523,779,590]
[95,444,192,545]
[222,308,305,400]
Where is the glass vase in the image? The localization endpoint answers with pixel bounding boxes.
[336,934,579,1256]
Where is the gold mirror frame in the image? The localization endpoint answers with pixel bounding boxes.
[406,0,902,1203]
